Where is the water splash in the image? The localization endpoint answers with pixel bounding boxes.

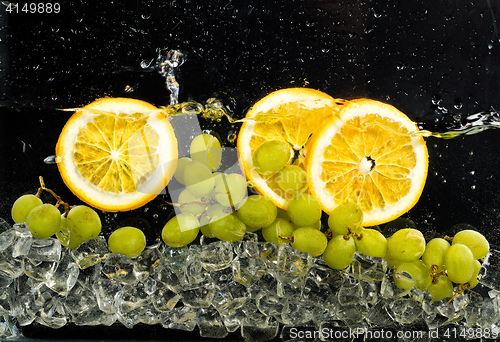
[155,49,185,105]
[415,109,500,139]
[44,155,61,164]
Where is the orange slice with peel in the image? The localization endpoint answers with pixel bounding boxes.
[56,97,178,212]
[305,99,428,226]
[237,88,345,209]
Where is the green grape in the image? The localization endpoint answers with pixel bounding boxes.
[327,202,363,235]
[382,217,417,237]
[452,230,489,260]
[261,218,294,246]
[190,133,222,172]
[213,173,248,207]
[252,140,291,174]
[354,228,387,258]
[199,204,232,238]
[236,195,277,231]
[466,259,482,289]
[444,243,475,284]
[275,165,308,194]
[26,203,61,239]
[56,216,85,249]
[426,275,454,301]
[322,235,356,270]
[421,238,450,270]
[385,250,405,268]
[162,213,200,247]
[387,228,426,262]
[287,193,322,228]
[108,227,146,258]
[184,161,215,196]
[393,260,430,291]
[11,194,43,223]
[173,157,193,185]
[177,188,210,216]
[290,227,328,257]
[66,205,102,242]
[209,213,246,242]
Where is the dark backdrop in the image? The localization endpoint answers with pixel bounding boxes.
[0,1,500,339]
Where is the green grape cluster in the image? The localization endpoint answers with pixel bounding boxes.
[323,202,388,270]
[389,227,489,301]
[163,133,249,247]
[11,191,102,248]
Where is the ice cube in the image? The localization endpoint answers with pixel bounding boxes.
[101,253,138,285]
[133,246,161,282]
[478,248,500,291]
[389,297,423,324]
[197,306,229,339]
[26,238,61,262]
[44,251,79,296]
[70,236,109,270]
[241,313,279,342]
[198,240,233,272]
[92,275,122,314]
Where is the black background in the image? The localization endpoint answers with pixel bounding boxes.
[1,0,500,340]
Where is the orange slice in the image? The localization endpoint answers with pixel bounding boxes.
[56,97,178,212]
[237,88,344,209]
[305,99,428,226]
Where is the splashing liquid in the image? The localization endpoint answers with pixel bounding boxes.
[155,49,185,105]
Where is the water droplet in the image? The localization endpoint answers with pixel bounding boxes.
[153,214,158,218]
[140,59,153,69]
[431,95,442,105]
[471,185,476,190]
[44,155,61,164]
[124,85,134,93]
[469,151,474,156]
[51,94,58,101]
[470,171,475,175]
[227,131,237,144]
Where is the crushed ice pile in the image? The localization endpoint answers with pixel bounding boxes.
[0,218,499,341]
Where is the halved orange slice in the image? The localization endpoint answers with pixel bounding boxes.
[56,97,178,212]
[306,99,428,226]
[237,88,345,209]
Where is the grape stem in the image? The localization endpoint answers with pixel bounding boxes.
[36,176,71,215]
[447,283,469,303]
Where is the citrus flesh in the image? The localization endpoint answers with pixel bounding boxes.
[237,88,345,209]
[305,99,428,226]
[56,97,178,212]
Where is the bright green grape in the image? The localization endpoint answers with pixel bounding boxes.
[213,173,248,207]
[354,228,387,258]
[393,260,430,291]
[290,227,328,257]
[452,230,489,260]
[184,161,215,196]
[261,218,294,246]
[322,235,356,270]
[327,202,363,235]
[108,227,147,258]
[66,205,102,242]
[209,213,246,242]
[292,219,321,230]
[173,157,193,185]
[287,193,321,228]
[190,133,222,172]
[421,238,450,270]
[387,228,426,262]
[444,243,475,284]
[26,203,61,239]
[177,188,210,216]
[252,140,291,174]
[236,195,277,231]
[11,194,43,223]
[276,208,289,220]
[56,216,85,249]
[466,259,482,289]
[426,275,454,301]
[162,213,200,247]
[275,165,308,195]
[199,204,232,238]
